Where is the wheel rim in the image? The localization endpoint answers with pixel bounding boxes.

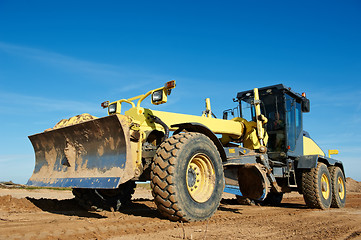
[337,176,345,200]
[321,173,330,199]
[186,153,215,203]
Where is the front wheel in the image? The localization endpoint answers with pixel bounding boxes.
[302,163,332,209]
[151,132,224,222]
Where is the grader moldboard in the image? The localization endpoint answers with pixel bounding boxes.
[27,81,346,222]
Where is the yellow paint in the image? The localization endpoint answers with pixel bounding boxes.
[303,136,325,156]
[321,173,330,199]
[253,88,264,144]
[228,117,268,150]
[229,149,235,154]
[107,82,244,141]
[201,98,212,118]
[186,153,215,203]
[105,81,274,153]
[338,176,345,199]
[154,110,244,136]
[328,149,339,158]
[108,80,176,114]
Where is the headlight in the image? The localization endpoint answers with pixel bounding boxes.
[108,103,117,114]
[152,90,163,102]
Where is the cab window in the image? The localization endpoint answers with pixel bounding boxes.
[295,101,302,138]
[285,94,296,151]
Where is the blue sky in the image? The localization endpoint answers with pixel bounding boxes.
[0,1,360,183]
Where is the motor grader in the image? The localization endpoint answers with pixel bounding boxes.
[27,81,346,221]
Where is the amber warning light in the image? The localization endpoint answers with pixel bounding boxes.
[165,80,176,89]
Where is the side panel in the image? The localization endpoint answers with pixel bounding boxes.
[303,136,325,156]
[150,110,244,137]
[299,135,344,173]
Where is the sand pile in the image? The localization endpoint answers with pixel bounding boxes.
[346,177,361,193]
[0,195,41,212]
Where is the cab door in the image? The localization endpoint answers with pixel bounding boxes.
[285,94,303,156]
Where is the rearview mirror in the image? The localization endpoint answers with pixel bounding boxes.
[301,98,310,112]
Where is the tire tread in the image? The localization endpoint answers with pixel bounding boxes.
[151,132,194,221]
[328,166,346,208]
[302,162,331,209]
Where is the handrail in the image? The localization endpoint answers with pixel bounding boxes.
[107,80,176,114]
[117,99,136,108]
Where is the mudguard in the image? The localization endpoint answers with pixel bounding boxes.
[27,114,135,189]
[297,155,345,174]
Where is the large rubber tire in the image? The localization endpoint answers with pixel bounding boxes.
[151,132,224,222]
[302,162,332,209]
[328,166,346,208]
[72,181,136,211]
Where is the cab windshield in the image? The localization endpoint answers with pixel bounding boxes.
[239,90,286,152]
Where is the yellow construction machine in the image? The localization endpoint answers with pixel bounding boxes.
[27,81,346,221]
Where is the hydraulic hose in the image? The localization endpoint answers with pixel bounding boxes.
[150,115,169,142]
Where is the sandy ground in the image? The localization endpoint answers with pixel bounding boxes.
[0,186,360,240]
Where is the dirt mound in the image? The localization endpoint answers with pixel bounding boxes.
[0,194,86,212]
[0,195,41,212]
[48,113,98,131]
[346,177,361,193]
[25,197,81,211]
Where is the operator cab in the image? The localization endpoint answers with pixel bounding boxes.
[235,84,310,159]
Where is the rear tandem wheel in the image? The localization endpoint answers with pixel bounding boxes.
[302,162,332,209]
[328,166,346,208]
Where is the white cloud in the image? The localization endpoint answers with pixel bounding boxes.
[0,91,103,116]
[0,41,177,115]
[0,41,169,84]
[0,41,126,78]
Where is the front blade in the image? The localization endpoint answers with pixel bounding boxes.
[27,114,134,189]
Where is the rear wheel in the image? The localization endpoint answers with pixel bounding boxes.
[328,166,346,208]
[151,132,224,222]
[302,162,332,209]
[72,181,136,211]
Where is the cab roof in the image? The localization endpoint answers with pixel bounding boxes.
[236,84,306,102]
